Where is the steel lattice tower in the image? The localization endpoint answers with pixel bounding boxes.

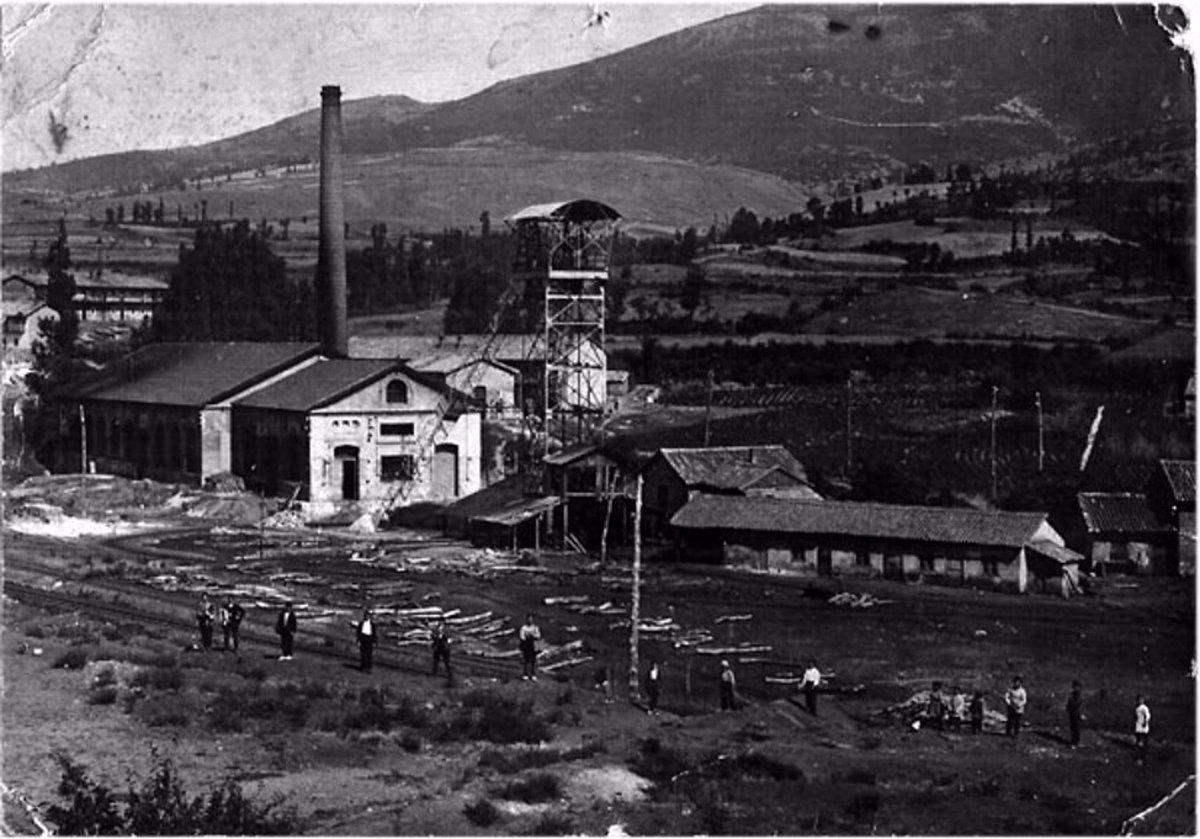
[508,200,621,488]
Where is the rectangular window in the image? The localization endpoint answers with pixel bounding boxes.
[381,454,415,481]
[983,558,1000,577]
[919,555,935,572]
[380,422,415,437]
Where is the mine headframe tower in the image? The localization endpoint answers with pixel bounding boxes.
[507,200,621,492]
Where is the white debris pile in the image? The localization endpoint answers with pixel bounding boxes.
[259,508,307,529]
[5,503,152,538]
[828,591,893,608]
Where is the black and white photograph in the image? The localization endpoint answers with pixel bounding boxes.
[1,3,1194,834]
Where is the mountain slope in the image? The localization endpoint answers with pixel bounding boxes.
[6,5,1191,202]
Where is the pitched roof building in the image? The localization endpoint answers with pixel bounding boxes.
[670,494,1080,596]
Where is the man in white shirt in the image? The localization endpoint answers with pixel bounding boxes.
[356,608,377,672]
[1134,695,1151,750]
[802,660,821,716]
[1004,676,1027,737]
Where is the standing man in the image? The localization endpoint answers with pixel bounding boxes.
[801,660,821,716]
[970,689,986,733]
[719,660,737,711]
[1004,676,1027,738]
[1134,695,1151,751]
[356,608,377,673]
[226,599,245,652]
[518,613,541,681]
[645,659,661,715]
[950,685,967,732]
[1066,680,1084,747]
[431,616,452,681]
[196,595,215,650]
[276,602,297,661]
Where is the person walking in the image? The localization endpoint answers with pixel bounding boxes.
[430,617,452,681]
[518,613,541,681]
[1066,680,1084,747]
[1134,695,1151,751]
[801,660,821,716]
[645,659,661,714]
[970,689,986,733]
[719,660,737,711]
[275,602,297,661]
[1005,676,1027,737]
[356,608,377,672]
[196,595,215,650]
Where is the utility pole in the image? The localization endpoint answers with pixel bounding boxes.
[78,404,87,484]
[1035,391,1044,473]
[846,374,854,477]
[703,369,715,447]
[990,385,999,501]
[628,474,643,703]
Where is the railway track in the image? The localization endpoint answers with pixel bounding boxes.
[4,578,521,682]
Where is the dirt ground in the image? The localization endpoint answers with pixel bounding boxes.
[1,476,1195,835]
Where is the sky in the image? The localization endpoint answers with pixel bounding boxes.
[1,2,752,172]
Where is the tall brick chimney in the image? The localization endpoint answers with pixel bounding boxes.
[317,84,348,357]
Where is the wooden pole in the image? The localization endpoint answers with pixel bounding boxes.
[990,385,998,500]
[79,404,87,479]
[846,375,853,477]
[703,369,714,446]
[599,469,618,565]
[628,474,643,702]
[1036,391,1044,473]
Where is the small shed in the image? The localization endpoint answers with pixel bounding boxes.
[1077,492,1173,575]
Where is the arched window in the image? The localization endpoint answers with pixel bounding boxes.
[386,379,409,404]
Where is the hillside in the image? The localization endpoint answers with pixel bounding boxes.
[6,4,1190,211]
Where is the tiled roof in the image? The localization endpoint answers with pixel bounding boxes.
[6,270,168,291]
[67,342,321,407]
[350,334,544,364]
[1077,493,1167,534]
[408,353,517,376]
[670,495,1049,549]
[1159,460,1196,504]
[1027,540,1084,565]
[658,446,810,490]
[235,359,429,412]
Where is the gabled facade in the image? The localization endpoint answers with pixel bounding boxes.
[3,298,57,354]
[1076,492,1173,575]
[4,270,167,324]
[60,342,323,482]
[408,353,519,418]
[232,358,481,513]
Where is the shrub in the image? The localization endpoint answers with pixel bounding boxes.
[339,687,428,734]
[88,687,119,705]
[44,753,296,835]
[710,752,803,783]
[629,737,696,786]
[399,732,422,753]
[845,791,881,822]
[130,666,185,691]
[92,665,117,689]
[493,772,561,804]
[53,649,90,670]
[23,624,47,639]
[436,690,550,744]
[520,812,575,836]
[135,695,193,728]
[463,798,501,827]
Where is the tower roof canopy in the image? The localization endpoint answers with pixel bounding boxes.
[508,199,621,223]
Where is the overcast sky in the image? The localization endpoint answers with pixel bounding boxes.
[2,3,751,172]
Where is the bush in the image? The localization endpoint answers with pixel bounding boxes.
[629,737,696,786]
[435,690,550,744]
[520,812,575,836]
[130,665,184,691]
[23,624,47,639]
[88,686,119,705]
[45,753,296,835]
[207,685,309,732]
[338,686,428,734]
[135,695,193,728]
[53,649,90,670]
[463,798,502,827]
[493,772,561,804]
[710,752,804,783]
[845,791,881,822]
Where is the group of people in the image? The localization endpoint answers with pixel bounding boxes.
[916,676,1152,751]
[194,595,246,653]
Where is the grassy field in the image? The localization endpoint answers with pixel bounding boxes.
[830,217,1120,259]
[3,517,1194,836]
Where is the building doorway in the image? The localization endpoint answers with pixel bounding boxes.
[335,445,359,501]
[433,443,459,498]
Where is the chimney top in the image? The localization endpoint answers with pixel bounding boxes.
[321,85,342,101]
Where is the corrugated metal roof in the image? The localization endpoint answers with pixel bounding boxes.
[1159,460,1196,504]
[234,358,404,412]
[68,342,321,407]
[671,495,1050,549]
[1077,493,1167,534]
[507,200,622,223]
[658,446,810,490]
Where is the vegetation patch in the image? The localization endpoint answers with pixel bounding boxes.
[478,740,606,775]
[44,752,296,835]
[53,648,90,670]
[433,690,551,745]
[519,811,575,836]
[492,772,562,804]
[463,798,502,827]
